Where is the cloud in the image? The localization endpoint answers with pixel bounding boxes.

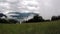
[0,0,60,20]
[38,0,60,19]
[6,0,18,3]
[0,2,10,9]
[19,0,39,13]
[0,2,10,14]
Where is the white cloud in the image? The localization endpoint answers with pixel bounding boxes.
[0,2,10,9]
[19,0,40,13]
[0,2,11,14]
[6,0,18,3]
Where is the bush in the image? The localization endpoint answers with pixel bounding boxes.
[8,19,19,24]
[0,18,19,24]
[51,15,60,21]
[0,18,9,24]
[51,16,58,21]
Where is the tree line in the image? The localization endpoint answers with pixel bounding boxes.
[24,14,60,23]
[0,13,60,24]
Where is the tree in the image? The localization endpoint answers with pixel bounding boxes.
[0,18,9,24]
[8,19,19,24]
[0,13,19,24]
[51,16,58,21]
[57,15,60,20]
[33,14,44,22]
[24,14,44,23]
[0,13,7,18]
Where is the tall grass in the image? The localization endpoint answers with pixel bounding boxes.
[0,20,60,34]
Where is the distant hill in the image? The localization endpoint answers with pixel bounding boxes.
[7,12,37,19]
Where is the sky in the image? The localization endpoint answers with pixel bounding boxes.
[0,0,60,19]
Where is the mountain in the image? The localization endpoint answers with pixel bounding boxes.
[7,12,37,20]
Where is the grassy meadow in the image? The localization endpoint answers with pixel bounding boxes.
[0,20,60,34]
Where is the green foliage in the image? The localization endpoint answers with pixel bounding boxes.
[25,14,44,23]
[51,15,60,21]
[0,20,60,34]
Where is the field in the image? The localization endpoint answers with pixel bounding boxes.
[0,20,60,34]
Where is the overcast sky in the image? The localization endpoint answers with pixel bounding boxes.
[0,0,60,19]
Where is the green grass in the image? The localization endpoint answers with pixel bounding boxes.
[0,20,60,34]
